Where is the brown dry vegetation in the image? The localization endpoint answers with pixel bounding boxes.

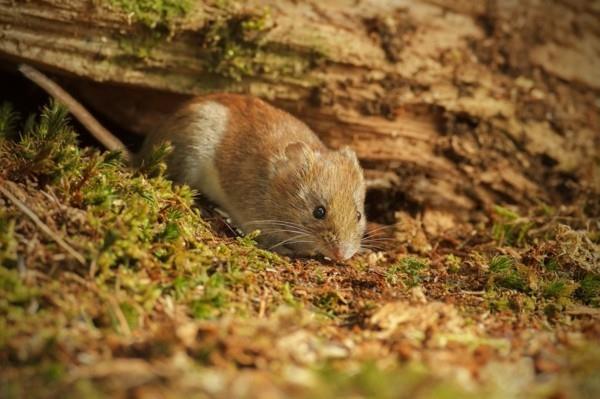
[1,1,600,398]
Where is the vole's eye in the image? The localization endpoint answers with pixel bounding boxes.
[356,211,362,221]
[313,205,326,219]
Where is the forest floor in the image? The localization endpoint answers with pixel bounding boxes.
[0,101,599,399]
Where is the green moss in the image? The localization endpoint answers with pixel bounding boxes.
[486,290,535,313]
[118,302,140,329]
[577,274,600,306]
[108,0,193,30]
[445,254,462,273]
[542,256,560,271]
[0,100,288,340]
[314,362,478,399]
[491,205,534,246]
[189,273,231,319]
[542,278,576,300]
[387,256,428,286]
[116,30,165,60]
[489,255,514,273]
[0,267,38,306]
[2,100,598,398]
[200,8,273,81]
[314,291,342,318]
[0,102,19,139]
[198,6,319,83]
[282,282,298,307]
[488,255,529,292]
[108,0,194,60]
[497,272,528,292]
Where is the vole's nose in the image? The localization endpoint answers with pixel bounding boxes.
[330,245,356,262]
[331,247,344,261]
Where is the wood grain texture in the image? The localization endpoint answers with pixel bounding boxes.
[2,0,598,224]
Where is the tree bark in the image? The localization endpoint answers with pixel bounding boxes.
[1,0,598,225]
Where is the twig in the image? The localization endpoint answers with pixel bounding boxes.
[461,290,485,296]
[17,64,131,163]
[0,182,86,265]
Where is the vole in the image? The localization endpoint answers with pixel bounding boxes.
[19,65,367,261]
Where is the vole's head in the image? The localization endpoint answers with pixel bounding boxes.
[267,142,366,261]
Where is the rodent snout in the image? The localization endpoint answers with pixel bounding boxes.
[327,243,357,262]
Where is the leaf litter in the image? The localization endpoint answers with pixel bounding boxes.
[0,101,599,398]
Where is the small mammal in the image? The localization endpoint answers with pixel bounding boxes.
[19,65,366,261]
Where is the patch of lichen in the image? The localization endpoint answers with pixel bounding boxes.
[116,30,166,61]
[108,2,320,82]
[107,0,193,30]
[199,7,274,81]
[107,0,194,61]
[198,7,318,83]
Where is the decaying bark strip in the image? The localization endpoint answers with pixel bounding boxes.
[1,0,598,225]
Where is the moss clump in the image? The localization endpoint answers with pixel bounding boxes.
[2,101,599,398]
[314,362,477,399]
[489,254,514,274]
[116,30,166,60]
[577,274,600,306]
[200,8,275,81]
[491,205,534,246]
[108,0,193,30]
[488,255,529,292]
[386,256,428,286]
[0,100,288,355]
[0,102,20,138]
[445,254,462,273]
[542,278,576,300]
[108,0,194,60]
[199,7,318,83]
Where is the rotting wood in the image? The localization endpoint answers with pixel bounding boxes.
[1,0,598,225]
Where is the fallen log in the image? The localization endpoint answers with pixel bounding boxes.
[1,0,598,226]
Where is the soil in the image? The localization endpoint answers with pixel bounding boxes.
[1,1,599,398]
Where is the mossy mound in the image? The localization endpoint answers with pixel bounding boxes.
[1,101,599,398]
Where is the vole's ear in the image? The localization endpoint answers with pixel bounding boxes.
[284,141,314,163]
[338,146,359,167]
[271,141,315,178]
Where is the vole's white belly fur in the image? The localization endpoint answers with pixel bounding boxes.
[180,101,231,211]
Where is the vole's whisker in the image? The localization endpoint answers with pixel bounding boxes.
[269,234,315,250]
[244,220,309,233]
[361,242,387,247]
[372,223,401,230]
[247,224,313,238]
[256,224,310,232]
[260,229,307,235]
[245,219,304,227]
[364,224,396,236]
[361,238,397,242]
[362,233,395,239]
[267,227,310,236]
[360,244,386,251]
[363,233,392,240]
[361,238,396,243]
[259,229,311,238]
[361,239,393,248]
[279,239,316,247]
